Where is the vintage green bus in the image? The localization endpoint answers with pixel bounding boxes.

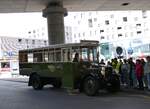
[19,40,120,96]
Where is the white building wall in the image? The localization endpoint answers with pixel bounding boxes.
[64,11,150,58]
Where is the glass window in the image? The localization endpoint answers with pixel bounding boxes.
[100,30,104,33]
[33,52,43,62]
[62,49,71,62]
[28,53,33,62]
[19,53,28,62]
[88,19,93,27]
[123,17,127,22]
[137,31,142,34]
[55,49,61,62]
[18,39,22,43]
[118,34,123,37]
[81,48,88,61]
[105,20,109,25]
[44,52,49,62]
[48,51,55,62]
[117,27,122,29]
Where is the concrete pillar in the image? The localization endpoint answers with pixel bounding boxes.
[43,0,67,45]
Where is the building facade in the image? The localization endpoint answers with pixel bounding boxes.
[0,27,48,78]
[64,11,150,60]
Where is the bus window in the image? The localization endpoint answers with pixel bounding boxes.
[48,50,55,62]
[72,48,80,62]
[55,49,61,62]
[28,53,33,63]
[89,49,93,61]
[44,52,49,62]
[62,49,71,62]
[89,47,98,62]
[19,53,27,62]
[33,52,43,62]
[81,48,88,61]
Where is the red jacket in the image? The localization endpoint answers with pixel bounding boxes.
[135,63,143,80]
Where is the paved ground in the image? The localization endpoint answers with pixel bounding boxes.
[0,79,150,109]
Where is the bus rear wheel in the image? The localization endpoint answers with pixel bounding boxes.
[83,76,99,96]
[31,74,43,90]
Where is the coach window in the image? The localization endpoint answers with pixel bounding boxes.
[28,53,33,63]
[71,48,80,62]
[48,49,55,62]
[55,48,61,62]
[62,48,71,62]
[43,49,49,62]
[33,50,43,62]
[19,52,28,62]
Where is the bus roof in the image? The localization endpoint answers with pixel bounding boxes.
[19,40,99,52]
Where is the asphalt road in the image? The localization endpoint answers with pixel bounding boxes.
[0,80,150,109]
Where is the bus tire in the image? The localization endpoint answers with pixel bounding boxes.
[31,74,43,90]
[83,76,99,96]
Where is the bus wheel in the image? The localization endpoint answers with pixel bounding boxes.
[53,79,62,88]
[31,74,43,90]
[83,76,99,96]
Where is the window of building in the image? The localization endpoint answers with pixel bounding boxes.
[110,14,114,18]
[18,39,22,43]
[100,30,104,33]
[100,36,105,39]
[136,24,141,26]
[88,19,93,27]
[74,34,76,38]
[33,30,36,33]
[42,33,45,36]
[117,27,122,29]
[123,17,127,22]
[32,40,35,44]
[105,20,109,25]
[44,40,47,45]
[118,34,123,37]
[94,18,97,22]
[83,32,85,36]
[25,39,28,44]
[134,17,138,21]
[137,31,142,34]
[125,33,128,37]
[78,33,81,37]
[90,31,92,36]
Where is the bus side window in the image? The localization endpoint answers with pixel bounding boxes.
[19,53,27,62]
[62,49,71,62]
[55,49,61,62]
[33,53,43,62]
[48,50,55,62]
[44,52,49,62]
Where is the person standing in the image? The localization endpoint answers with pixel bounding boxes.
[144,56,150,90]
[121,59,129,87]
[128,58,136,88]
[135,59,144,90]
